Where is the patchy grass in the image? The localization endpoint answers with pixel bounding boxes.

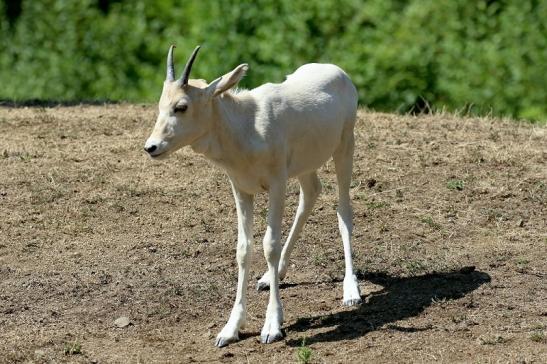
[478,335,508,345]
[530,331,545,343]
[420,216,442,230]
[366,201,388,209]
[447,179,465,191]
[63,342,81,355]
[296,338,313,364]
[404,260,427,275]
[0,106,545,363]
[515,257,530,271]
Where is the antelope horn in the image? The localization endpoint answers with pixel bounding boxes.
[166,44,176,81]
[180,45,201,85]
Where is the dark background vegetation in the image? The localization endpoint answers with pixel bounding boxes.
[1,0,546,122]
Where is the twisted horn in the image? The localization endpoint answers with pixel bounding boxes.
[166,45,176,81]
[180,45,201,85]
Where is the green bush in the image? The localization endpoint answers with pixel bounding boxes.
[0,0,545,122]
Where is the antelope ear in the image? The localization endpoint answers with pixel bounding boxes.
[206,64,249,97]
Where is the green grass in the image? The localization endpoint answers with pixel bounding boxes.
[515,257,530,268]
[447,179,465,191]
[420,216,442,230]
[63,342,81,355]
[296,338,313,364]
[530,331,545,343]
[405,260,426,275]
[311,251,329,267]
[366,201,388,209]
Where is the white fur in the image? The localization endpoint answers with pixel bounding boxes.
[145,60,362,347]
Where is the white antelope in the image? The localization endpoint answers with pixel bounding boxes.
[144,45,362,347]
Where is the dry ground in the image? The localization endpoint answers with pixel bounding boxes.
[0,105,545,363]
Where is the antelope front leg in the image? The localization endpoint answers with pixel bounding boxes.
[215,184,254,347]
[261,179,286,344]
[257,172,321,290]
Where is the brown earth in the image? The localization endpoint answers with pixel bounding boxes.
[0,105,545,363]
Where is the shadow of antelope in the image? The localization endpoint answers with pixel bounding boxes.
[284,266,490,346]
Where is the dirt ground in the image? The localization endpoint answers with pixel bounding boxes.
[0,105,545,363]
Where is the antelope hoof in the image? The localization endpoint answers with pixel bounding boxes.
[256,273,271,291]
[260,330,284,344]
[343,274,362,306]
[215,333,239,348]
[343,297,363,306]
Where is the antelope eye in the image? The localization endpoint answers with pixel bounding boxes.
[174,104,188,113]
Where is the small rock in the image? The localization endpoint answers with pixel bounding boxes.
[34,349,46,359]
[114,316,131,328]
[516,219,525,227]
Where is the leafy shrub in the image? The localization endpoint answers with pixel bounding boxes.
[0,0,545,122]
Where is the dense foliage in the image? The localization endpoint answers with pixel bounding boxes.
[1,0,546,121]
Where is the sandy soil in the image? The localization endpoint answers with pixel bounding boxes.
[0,105,545,363]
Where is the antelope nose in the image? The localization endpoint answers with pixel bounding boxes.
[144,144,157,154]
